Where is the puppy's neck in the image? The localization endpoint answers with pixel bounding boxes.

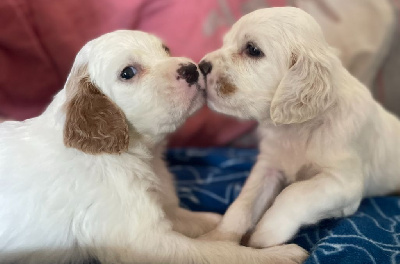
[261,117,324,140]
[129,131,167,151]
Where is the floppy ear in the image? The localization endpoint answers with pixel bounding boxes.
[63,65,129,154]
[270,47,335,124]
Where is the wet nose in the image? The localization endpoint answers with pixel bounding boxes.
[177,63,199,85]
[198,60,212,76]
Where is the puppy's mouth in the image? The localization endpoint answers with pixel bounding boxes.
[174,64,207,115]
[199,72,208,91]
[191,70,207,101]
[188,85,206,113]
[195,69,207,92]
[192,82,206,96]
[177,80,206,117]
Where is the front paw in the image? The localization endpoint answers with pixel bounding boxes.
[264,244,309,264]
[172,209,222,238]
[248,230,276,248]
[195,212,223,235]
[199,228,242,243]
[248,224,296,248]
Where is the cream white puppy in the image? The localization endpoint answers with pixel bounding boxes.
[0,30,307,264]
[199,7,400,248]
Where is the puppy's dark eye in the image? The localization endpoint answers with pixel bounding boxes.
[245,42,264,58]
[120,66,137,80]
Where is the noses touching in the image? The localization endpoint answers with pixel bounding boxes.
[175,60,213,87]
[177,63,199,85]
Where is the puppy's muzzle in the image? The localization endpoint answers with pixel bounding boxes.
[177,63,199,85]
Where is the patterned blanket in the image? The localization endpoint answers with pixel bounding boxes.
[168,148,400,264]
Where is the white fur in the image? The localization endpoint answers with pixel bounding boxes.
[0,30,307,263]
[201,7,400,248]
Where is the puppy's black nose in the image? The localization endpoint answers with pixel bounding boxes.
[199,60,212,76]
[177,63,199,85]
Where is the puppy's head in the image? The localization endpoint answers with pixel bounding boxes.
[63,30,205,154]
[200,7,338,125]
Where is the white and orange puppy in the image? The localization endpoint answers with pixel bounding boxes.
[0,30,307,264]
[199,7,400,248]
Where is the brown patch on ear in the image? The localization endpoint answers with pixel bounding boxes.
[290,53,298,68]
[64,67,129,154]
[217,77,237,96]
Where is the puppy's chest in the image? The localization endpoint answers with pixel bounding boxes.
[260,137,317,182]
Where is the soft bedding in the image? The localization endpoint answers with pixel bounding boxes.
[168,148,400,264]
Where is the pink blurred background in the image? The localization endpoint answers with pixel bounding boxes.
[1,0,399,147]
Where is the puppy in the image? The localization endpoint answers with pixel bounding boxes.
[0,30,307,263]
[199,7,400,248]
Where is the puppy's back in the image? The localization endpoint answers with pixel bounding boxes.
[0,119,88,263]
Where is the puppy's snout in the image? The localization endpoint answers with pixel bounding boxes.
[177,63,199,85]
[199,60,212,76]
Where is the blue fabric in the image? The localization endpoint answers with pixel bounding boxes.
[168,148,400,264]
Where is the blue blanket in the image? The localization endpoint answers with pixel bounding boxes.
[168,148,400,264]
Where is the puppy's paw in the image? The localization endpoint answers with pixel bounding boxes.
[250,227,293,248]
[171,209,222,238]
[263,244,309,264]
[194,212,223,235]
[199,212,223,227]
[248,218,298,248]
[248,229,282,248]
[199,228,242,243]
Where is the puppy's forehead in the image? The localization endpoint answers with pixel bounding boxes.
[92,30,164,55]
[224,7,323,44]
[237,7,317,28]
[223,9,280,45]
[83,30,170,80]
[223,23,262,45]
[76,30,169,89]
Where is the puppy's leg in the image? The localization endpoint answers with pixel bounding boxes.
[161,172,222,237]
[249,165,363,248]
[153,144,221,237]
[157,163,221,237]
[201,159,285,243]
[97,232,308,264]
[167,207,222,238]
